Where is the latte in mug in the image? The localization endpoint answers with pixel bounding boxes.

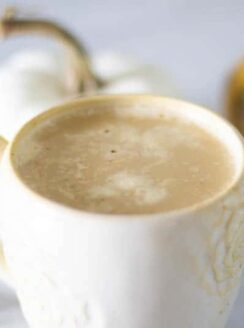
[0,96,243,328]
[15,98,234,214]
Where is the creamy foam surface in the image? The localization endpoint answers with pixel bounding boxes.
[15,105,234,214]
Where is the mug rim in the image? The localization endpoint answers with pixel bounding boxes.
[5,94,244,221]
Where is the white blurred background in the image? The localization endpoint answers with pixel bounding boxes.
[0,0,243,327]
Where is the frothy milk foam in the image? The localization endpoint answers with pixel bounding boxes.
[14,101,234,214]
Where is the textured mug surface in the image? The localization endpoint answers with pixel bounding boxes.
[0,95,244,328]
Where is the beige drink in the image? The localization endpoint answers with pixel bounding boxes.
[15,104,234,215]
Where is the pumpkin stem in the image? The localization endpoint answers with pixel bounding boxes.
[0,6,103,93]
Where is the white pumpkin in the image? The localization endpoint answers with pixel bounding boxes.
[93,52,177,95]
[0,9,177,139]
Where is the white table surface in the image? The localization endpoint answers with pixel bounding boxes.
[0,0,244,327]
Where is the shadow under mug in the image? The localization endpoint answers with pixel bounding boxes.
[0,95,244,328]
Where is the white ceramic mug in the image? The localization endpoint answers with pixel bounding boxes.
[0,95,244,328]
